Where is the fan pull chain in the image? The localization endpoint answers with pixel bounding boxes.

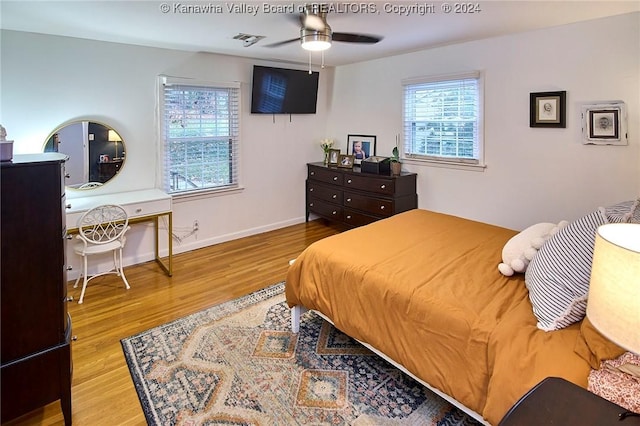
[321,51,325,69]
[308,51,312,74]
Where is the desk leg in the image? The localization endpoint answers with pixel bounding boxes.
[153,212,173,277]
[167,212,173,276]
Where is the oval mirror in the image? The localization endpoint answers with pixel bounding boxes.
[44,121,125,190]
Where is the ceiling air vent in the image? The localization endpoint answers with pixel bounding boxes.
[233,33,265,47]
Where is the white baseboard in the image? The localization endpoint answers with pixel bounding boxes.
[66,216,307,281]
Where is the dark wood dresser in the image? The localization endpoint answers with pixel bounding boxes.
[306,162,417,227]
[97,158,123,183]
[1,153,72,425]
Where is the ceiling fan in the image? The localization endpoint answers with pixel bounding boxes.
[265,4,383,51]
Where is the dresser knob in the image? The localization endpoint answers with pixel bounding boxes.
[380,206,385,210]
[310,171,315,176]
[333,176,338,181]
[346,198,351,202]
[309,203,314,207]
[380,184,386,189]
[332,211,337,215]
[65,173,71,179]
[346,215,352,219]
[66,203,72,209]
[72,335,78,341]
[347,179,352,184]
[309,188,314,192]
[66,266,73,271]
[332,194,337,199]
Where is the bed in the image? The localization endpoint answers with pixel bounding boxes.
[285,208,624,425]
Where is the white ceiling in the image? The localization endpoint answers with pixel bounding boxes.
[1,1,639,67]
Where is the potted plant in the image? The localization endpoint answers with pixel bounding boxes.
[390,146,402,176]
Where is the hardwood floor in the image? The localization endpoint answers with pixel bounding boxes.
[4,219,345,426]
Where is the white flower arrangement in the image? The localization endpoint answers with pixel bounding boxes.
[320,138,334,153]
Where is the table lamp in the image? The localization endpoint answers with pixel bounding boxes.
[587,223,640,355]
[587,222,640,419]
[108,130,122,160]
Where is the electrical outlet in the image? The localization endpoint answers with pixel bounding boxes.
[193,220,199,231]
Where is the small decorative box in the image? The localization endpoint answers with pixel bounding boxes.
[361,156,391,175]
[0,141,14,162]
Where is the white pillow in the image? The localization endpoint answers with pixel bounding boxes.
[525,208,608,331]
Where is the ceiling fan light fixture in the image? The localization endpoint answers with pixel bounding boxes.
[301,28,332,51]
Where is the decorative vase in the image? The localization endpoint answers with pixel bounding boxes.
[390,162,402,176]
[323,151,329,165]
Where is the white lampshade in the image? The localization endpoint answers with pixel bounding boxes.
[586,223,640,354]
[108,130,121,142]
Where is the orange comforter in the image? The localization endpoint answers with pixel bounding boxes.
[285,209,593,425]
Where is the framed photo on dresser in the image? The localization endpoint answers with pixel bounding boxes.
[337,154,355,168]
[328,149,341,165]
[347,134,376,164]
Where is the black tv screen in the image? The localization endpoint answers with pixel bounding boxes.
[251,65,319,114]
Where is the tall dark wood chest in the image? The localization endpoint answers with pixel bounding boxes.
[1,153,72,425]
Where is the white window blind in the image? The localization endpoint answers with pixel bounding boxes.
[402,72,482,165]
[160,79,240,195]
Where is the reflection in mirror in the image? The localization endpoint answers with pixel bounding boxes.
[44,121,125,189]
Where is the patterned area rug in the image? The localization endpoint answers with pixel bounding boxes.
[121,283,482,425]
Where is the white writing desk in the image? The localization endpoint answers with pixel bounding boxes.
[66,189,173,276]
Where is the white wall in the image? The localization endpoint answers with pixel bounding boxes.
[1,12,639,275]
[0,30,332,275]
[327,12,640,230]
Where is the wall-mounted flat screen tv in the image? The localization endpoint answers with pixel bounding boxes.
[251,65,319,114]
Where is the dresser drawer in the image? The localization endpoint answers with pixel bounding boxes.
[307,181,343,204]
[308,165,343,186]
[344,174,394,195]
[344,209,380,227]
[344,192,394,217]
[308,198,344,221]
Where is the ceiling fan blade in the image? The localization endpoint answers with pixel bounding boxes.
[285,10,325,31]
[303,14,327,31]
[263,37,300,48]
[301,3,328,31]
[332,33,382,44]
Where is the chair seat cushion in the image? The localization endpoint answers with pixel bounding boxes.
[74,240,123,255]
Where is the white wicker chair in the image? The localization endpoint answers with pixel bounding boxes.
[73,204,130,304]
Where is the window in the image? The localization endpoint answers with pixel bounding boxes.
[402,72,483,167]
[160,77,240,195]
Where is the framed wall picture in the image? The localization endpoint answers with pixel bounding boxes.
[529,91,566,128]
[328,148,341,165]
[347,134,376,164]
[581,101,628,145]
[337,154,355,169]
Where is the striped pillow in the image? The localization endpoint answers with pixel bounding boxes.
[605,198,640,223]
[525,208,608,331]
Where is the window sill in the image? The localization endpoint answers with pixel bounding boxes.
[171,186,245,203]
[403,158,487,172]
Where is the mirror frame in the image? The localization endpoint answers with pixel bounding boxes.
[44,120,126,191]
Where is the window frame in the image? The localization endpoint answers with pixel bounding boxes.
[158,76,242,199]
[401,71,485,171]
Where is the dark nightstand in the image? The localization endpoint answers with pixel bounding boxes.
[499,377,640,426]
